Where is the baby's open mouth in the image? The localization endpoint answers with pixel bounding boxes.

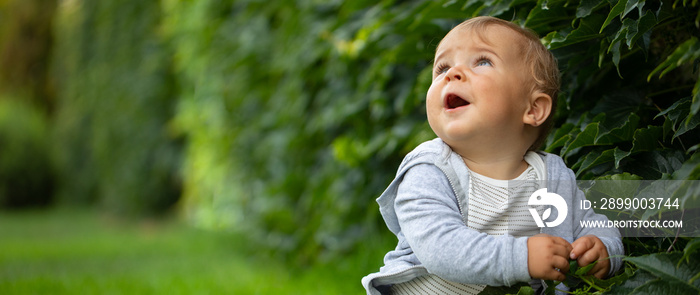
[445,94,470,109]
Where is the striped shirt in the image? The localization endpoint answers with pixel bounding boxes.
[391,152,545,295]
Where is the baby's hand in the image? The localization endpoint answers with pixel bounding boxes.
[570,235,610,279]
[527,234,573,281]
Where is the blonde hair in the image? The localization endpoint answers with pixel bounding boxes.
[445,16,560,151]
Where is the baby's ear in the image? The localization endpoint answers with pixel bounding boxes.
[523,92,552,127]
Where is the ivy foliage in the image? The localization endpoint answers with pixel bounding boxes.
[540,0,700,182]
[42,0,700,290]
[163,0,700,267]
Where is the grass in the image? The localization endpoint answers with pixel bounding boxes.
[0,208,384,294]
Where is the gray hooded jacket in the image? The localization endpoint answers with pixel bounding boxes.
[362,138,623,294]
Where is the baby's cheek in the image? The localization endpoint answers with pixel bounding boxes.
[426,82,440,99]
[425,85,442,110]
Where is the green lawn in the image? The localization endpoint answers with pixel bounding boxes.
[0,208,380,294]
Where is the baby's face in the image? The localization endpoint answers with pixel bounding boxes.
[426,25,534,150]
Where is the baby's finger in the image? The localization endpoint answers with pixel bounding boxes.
[552,244,573,261]
[549,238,573,257]
[592,265,608,279]
[570,237,593,259]
[553,256,570,274]
[590,258,610,279]
[577,247,601,267]
[552,236,572,246]
[551,237,573,253]
[544,268,566,282]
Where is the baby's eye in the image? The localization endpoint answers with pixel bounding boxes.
[434,63,450,75]
[475,57,493,67]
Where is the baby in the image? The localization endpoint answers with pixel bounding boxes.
[362,16,623,295]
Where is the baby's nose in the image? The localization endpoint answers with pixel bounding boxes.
[445,67,464,82]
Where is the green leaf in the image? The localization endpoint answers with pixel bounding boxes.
[676,113,700,140]
[631,126,663,152]
[631,278,700,294]
[596,172,645,181]
[680,238,700,265]
[669,156,700,212]
[627,11,656,49]
[622,17,639,49]
[595,113,640,145]
[575,260,598,276]
[656,97,689,122]
[593,266,633,290]
[625,252,700,291]
[648,37,700,80]
[545,123,575,152]
[523,1,570,32]
[692,75,700,116]
[607,26,626,76]
[588,173,644,208]
[543,14,605,50]
[655,96,700,141]
[598,36,609,67]
[576,0,605,18]
[622,0,644,19]
[575,148,616,177]
[614,146,631,168]
[672,152,700,180]
[542,280,560,295]
[514,285,535,295]
[636,179,684,219]
[547,134,572,153]
[479,0,516,17]
[627,149,685,178]
[612,126,662,168]
[607,268,657,294]
[601,0,628,33]
[562,122,600,156]
[563,260,584,288]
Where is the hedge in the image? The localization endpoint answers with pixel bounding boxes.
[0,98,53,207]
[164,0,699,262]
[51,0,181,214]
[14,0,698,292]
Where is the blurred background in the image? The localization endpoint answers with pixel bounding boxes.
[0,0,699,294]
